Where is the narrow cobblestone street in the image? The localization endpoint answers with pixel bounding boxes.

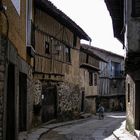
[40,112,126,140]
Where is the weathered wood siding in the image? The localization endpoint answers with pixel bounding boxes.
[35,9,75,48]
[79,50,99,96]
[91,48,125,96]
[99,78,110,96]
[80,51,99,68]
[34,8,80,84]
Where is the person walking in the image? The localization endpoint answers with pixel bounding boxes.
[97,104,104,120]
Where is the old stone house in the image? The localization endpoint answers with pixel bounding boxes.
[104,0,140,136]
[32,0,91,125]
[79,44,105,114]
[0,0,91,139]
[82,44,125,112]
[0,0,34,140]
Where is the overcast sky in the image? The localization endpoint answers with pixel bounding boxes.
[50,0,125,56]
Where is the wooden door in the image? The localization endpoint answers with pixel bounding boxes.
[41,86,57,123]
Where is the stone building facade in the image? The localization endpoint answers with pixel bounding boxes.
[0,0,92,139]
[104,0,140,136]
[32,0,91,125]
[79,44,104,114]
[0,0,34,140]
[124,1,140,134]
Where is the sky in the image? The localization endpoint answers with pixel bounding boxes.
[50,0,125,56]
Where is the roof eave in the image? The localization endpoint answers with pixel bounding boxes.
[104,0,124,43]
[35,0,91,41]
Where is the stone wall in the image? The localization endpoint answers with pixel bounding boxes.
[125,75,136,131]
[31,80,42,127]
[85,97,96,114]
[0,35,33,139]
[57,82,81,121]
[33,80,42,105]
[31,81,82,124]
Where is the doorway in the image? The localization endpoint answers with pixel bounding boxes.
[81,91,85,112]
[19,72,27,132]
[6,63,15,140]
[41,86,57,123]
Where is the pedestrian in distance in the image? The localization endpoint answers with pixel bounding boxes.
[97,104,104,120]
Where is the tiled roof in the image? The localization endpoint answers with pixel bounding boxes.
[81,44,124,59]
[80,44,107,62]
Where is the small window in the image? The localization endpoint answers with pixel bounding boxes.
[65,47,71,62]
[86,55,89,63]
[45,41,50,54]
[111,61,121,77]
[94,73,97,86]
[128,83,130,102]
[73,34,77,47]
[31,21,35,48]
[89,72,93,86]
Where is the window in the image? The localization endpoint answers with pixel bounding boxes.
[128,83,130,102]
[31,21,35,48]
[132,0,140,17]
[73,34,77,47]
[86,55,89,63]
[45,41,50,54]
[111,61,121,78]
[94,73,97,86]
[89,72,93,86]
[65,46,71,62]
